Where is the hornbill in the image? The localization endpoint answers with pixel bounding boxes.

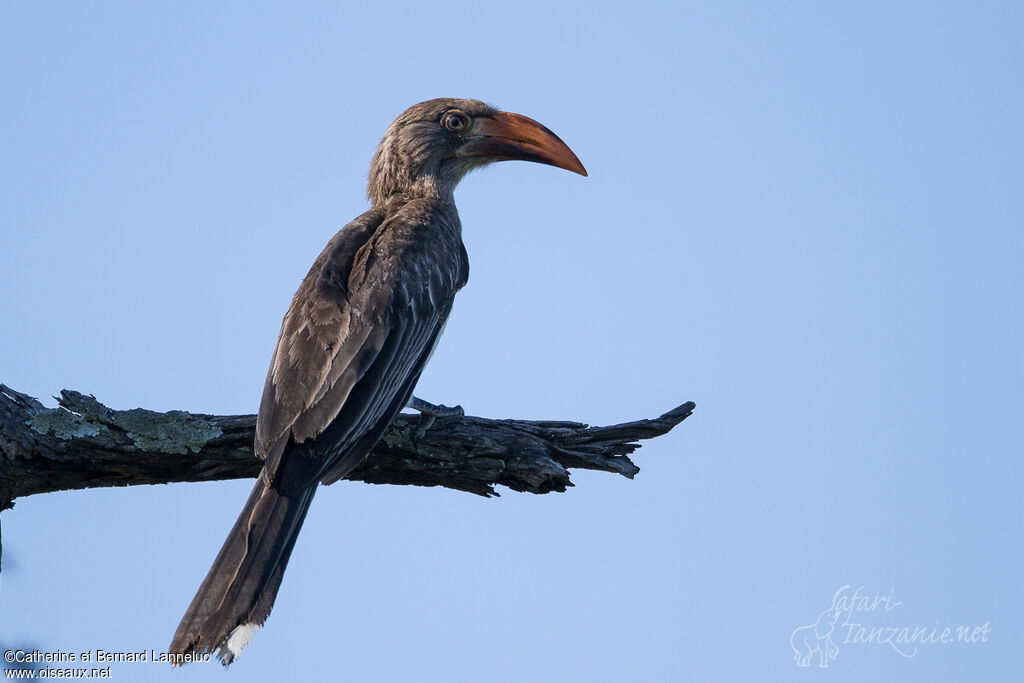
[168,98,586,664]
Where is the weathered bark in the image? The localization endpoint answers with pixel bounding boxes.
[0,382,693,569]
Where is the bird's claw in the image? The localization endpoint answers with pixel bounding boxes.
[407,397,464,450]
[407,396,464,418]
[413,414,435,450]
[429,403,463,418]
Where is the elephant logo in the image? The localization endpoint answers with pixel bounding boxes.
[791,607,841,668]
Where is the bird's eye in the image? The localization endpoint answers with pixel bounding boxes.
[442,111,470,133]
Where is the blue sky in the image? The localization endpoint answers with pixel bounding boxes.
[1,2,1021,681]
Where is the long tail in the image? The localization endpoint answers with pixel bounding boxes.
[168,474,317,665]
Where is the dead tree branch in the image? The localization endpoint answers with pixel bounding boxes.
[0,382,693,568]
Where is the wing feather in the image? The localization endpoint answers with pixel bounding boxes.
[255,202,464,486]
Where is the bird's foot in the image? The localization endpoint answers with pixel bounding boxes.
[407,396,464,448]
[407,396,465,418]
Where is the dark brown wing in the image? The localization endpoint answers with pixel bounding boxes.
[254,208,384,469]
[255,201,465,485]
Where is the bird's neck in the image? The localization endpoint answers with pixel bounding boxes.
[367,137,460,210]
[370,178,455,213]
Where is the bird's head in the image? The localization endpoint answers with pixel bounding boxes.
[368,98,586,207]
